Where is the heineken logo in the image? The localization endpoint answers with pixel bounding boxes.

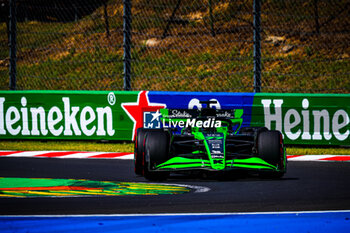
[262,98,349,141]
[0,91,348,146]
[0,96,115,137]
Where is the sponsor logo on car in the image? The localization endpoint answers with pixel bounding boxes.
[143,110,162,129]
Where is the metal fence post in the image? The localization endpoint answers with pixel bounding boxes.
[253,0,261,93]
[209,0,215,37]
[162,0,181,39]
[123,0,132,91]
[9,0,17,90]
[103,1,110,38]
[314,0,320,35]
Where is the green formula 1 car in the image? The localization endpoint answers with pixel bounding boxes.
[134,100,287,181]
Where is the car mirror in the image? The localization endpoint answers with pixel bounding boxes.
[234,109,243,118]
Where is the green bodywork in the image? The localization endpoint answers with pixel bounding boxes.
[157,157,280,171]
[156,109,287,173]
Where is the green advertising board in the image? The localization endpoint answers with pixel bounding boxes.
[0,91,349,146]
[0,91,139,140]
[252,93,350,146]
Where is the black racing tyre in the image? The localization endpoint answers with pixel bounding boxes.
[257,130,286,179]
[134,128,148,175]
[240,127,268,155]
[143,131,170,181]
[134,128,166,175]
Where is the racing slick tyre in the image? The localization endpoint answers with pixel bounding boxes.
[134,128,148,175]
[257,130,286,179]
[143,131,170,181]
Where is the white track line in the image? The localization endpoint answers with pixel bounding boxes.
[1,151,349,161]
[115,154,134,160]
[4,151,54,157]
[59,152,105,159]
[3,210,350,217]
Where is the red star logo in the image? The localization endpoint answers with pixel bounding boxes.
[121,91,166,140]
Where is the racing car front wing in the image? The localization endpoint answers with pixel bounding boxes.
[155,156,282,172]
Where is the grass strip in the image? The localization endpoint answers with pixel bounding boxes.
[0,141,133,153]
[0,140,349,155]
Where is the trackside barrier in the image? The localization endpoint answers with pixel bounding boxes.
[0,91,348,146]
[252,93,349,146]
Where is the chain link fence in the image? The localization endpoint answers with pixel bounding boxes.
[131,0,254,92]
[1,0,125,90]
[260,0,350,93]
[0,0,349,93]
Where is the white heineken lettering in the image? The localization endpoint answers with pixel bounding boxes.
[262,98,349,142]
[63,97,81,136]
[30,107,48,136]
[6,106,21,135]
[96,107,115,136]
[0,97,6,135]
[20,97,30,135]
[312,110,331,140]
[0,96,115,137]
[333,110,349,141]
[301,99,311,140]
[284,109,301,140]
[48,106,63,136]
[80,107,96,136]
[261,99,283,132]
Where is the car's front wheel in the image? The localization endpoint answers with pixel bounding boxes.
[257,130,286,178]
[134,128,148,176]
[143,131,170,181]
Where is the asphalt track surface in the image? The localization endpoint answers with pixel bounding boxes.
[1,158,350,215]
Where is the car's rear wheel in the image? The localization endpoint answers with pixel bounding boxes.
[239,127,268,155]
[134,128,148,175]
[143,131,170,181]
[257,130,286,178]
